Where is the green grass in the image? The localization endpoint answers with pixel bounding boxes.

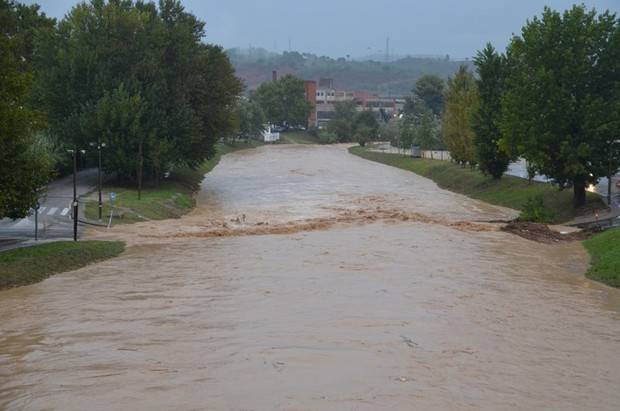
[583,228,620,288]
[85,141,262,224]
[0,241,125,290]
[349,146,603,224]
[281,131,321,144]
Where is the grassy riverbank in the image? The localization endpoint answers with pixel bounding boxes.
[349,146,602,224]
[280,131,321,144]
[583,228,620,288]
[0,241,125,290]
[85,141,262,224]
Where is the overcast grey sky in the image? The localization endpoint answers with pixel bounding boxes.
[24,0,620,59]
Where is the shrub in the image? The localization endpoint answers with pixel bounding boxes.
[318,130,338,144]
[518,195,555,223]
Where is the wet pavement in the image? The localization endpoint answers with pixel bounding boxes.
[1,145,619,410]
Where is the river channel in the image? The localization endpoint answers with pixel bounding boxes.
[1,145,619,410]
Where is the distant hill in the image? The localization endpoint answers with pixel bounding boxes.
[227,48,472,96]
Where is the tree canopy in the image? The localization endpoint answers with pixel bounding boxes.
[0,0,53,219]
[442,65,478,166]
[412,75,445,116]
[472,45,511,178]
[252,74,312,127]
[500,5,620,206]
[35,0,242,186]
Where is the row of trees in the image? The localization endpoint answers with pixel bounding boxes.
[1,0,55,218]
[442,5,620,207]
[318,100,379,145]
[1,0,243,218]
[230,74,313,142]
[386,74,445,152]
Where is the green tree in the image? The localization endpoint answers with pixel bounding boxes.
[253,74,311,127]
[442,65,478,165]
[327,100,357,142]
[501,6,620,206]
[0,0,53,219]
[472,44,511,178]
[35,0,241,187]
[356,126,373,147]
[415,109,441,150]
[413,75,445,116]
[399,118,415,152]
[236,98,265,140]
[354,110,379,140]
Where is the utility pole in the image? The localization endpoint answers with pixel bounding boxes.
[68,147,85,241]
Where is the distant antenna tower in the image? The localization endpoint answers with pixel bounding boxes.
[288,37,292,52]
[385,37,390,62]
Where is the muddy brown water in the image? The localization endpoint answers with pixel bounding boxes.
[1,145,619,410]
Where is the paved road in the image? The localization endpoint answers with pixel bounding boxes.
[0,169,98,244]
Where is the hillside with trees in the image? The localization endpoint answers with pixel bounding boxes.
[227,48,470,95]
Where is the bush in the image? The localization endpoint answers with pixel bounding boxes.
[518,195,555,223]
[307,126,319,137]
[318,130,338,144]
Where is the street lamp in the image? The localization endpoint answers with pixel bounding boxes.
[607,139,620,206]
[67,147,86,241]
[90,142,106,221]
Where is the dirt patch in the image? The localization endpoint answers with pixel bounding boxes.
[502,221,589,244]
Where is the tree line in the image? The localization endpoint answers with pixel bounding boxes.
[392,5,620,207]
[1,0,242,218]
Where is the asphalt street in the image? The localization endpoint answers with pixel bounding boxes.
[0,169,99,245]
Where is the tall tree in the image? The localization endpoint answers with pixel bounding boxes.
[354,110,379,139]
[501,6,620,206]
[0,0,53,219]
[413,75,445,116]
[253,74,311,127]
[35,0,241,187]
[415,109,441,150]
[442,65,479,166]
[236,98,265,140]
[327,100,357,142]
[472,44,511,178]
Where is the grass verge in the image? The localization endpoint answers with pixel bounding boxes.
[349,146,603,224]
[281,131,321,144]
[85,141,262,224]
[583,228,620,288]
[0,241,125,290]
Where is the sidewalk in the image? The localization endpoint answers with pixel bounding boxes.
[568,175,620,228]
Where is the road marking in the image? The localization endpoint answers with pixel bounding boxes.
[60,208,70,216]
[38,207,46,214]
[47,207,58,216]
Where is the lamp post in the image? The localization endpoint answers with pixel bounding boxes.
[608,139,620,206]
[90,142,106,221]
[67,147,86,241]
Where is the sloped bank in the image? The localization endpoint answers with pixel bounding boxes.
[0,241,125,290]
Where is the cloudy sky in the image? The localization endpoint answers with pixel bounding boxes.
[24,0,620,59]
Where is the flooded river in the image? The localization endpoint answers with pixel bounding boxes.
[1,145,619,410]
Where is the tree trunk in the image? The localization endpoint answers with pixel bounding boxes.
[573,177,586,208]
[137,141,143,201]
